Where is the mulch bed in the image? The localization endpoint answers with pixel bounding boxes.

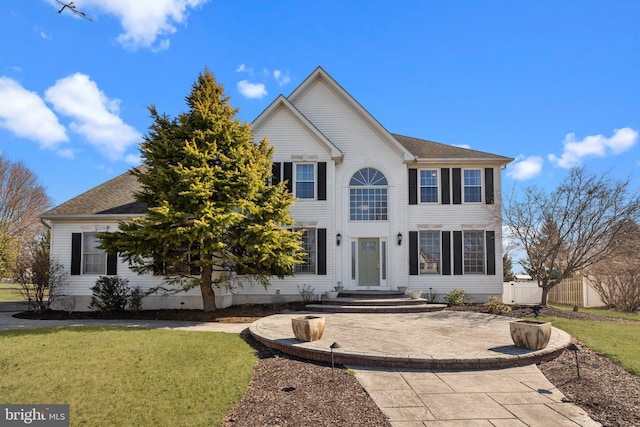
[14,304,640,427]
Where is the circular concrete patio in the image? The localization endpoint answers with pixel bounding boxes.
[249,311,571,370]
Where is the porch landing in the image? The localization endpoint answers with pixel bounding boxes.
[249,311,571,370]
[307,290,448,314]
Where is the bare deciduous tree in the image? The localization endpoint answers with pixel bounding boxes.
[0,155,51,278]
[0,155,51,245]
[505,167,640,306]
[585,222,640,312]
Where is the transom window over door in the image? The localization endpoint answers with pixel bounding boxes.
[349,168,388,221]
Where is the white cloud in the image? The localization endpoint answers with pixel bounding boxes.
[237,80,267,99]
[273,69,291,87]
[453,144,471,149]
[44,73,141,160]
[0,77,68,147]
[236,64,247,73]
[85,0,211,51]
[507,155,543,180]
[548,127,638,168]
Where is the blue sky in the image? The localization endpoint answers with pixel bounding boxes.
[0,0,638,206]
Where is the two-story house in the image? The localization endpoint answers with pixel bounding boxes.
[41,67,513,310]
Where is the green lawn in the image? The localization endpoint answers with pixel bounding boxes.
[551,304,640,321]
[0,282,23,301]
[0,327,257,426]
[536,316,640,376]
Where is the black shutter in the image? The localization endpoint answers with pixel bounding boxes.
[452,168,461,205]
[106,253,118,276]
[317,228,327,275]
[408,169,418,205]
[317,162,327,201]
[71,233,82,275]
[453,231,463,275]
[441,231,451,275]
[283,162,293,193]
[441,168,450,205]
[486,231,496,275]
[271,162,281,185]
[485,168,494,205]
[409,231,418,275]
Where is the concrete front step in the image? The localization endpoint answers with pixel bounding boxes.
[305,303,447,313]
[337,290,405,299]
[321,297,427,306]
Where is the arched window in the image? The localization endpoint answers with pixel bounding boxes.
[349,168,388,221]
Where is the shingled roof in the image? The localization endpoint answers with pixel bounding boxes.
[42,134,512,218]
[392,133,513,163]
[41,168,146,219]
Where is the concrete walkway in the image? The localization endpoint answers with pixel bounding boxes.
[0,309,249,334]
[0,305,600,426]
[351,365,598,426]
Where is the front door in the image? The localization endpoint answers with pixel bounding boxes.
[358,238,380,286]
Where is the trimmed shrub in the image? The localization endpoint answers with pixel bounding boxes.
[89,276,131,312]
[484,296,512,315]
[444,289,467,306]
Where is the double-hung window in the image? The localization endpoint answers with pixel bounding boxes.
[83,233,106,274]
[420,169,438,203]
[463,169,482,202]
[464,231,485,273]
[295,228,317,274]
[419,231,440,273]
[295,164,315,199]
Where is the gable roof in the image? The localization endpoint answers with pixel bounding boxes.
[252,94,344,161]
[42,67,513,219]
[41,168,146,219]
[288,67,416,162]
[392,134,513,165]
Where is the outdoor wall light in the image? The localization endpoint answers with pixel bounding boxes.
[397,232,403,246]
[336,233,342,246]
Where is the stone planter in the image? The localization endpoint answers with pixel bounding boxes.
[408,290,422,299]
[397,286,408,294]
[325,291,339,299]
[510,320,552,350]
[291,315,326,342]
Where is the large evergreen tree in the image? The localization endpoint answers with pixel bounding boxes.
[100,69,303,311]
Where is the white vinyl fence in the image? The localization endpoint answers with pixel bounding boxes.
[503,277,605,307]
[503,282,542,305]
